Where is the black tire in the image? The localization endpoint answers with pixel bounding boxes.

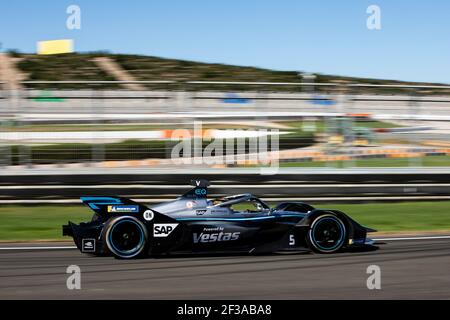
[103,216,148,259]
[307,214,346,253]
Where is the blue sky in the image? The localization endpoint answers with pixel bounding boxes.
[1,0,449,83]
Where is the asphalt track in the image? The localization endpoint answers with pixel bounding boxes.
[0,238,449,299]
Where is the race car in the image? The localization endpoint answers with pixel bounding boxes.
[63,180,376,259]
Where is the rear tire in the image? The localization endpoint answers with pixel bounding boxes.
[307,214,346,253]
[103,216,148,259]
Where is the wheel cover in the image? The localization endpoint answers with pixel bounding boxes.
[107,219,145,257]
[311,216,345,251]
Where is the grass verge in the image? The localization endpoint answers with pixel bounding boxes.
[280,155,450,167]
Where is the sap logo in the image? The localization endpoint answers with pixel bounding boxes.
[153,223,178,238]
[107,205,139,213]
[193,232,240,243]
[195,188,207,196]
[196,209,207,215]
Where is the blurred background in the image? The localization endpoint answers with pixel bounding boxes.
[1,51,449,169]
[0,0,449,240]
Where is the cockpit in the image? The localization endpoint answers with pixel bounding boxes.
[151,180,273,217]
[208,194,271,214]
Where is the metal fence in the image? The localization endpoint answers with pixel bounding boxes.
[0,81,449,169]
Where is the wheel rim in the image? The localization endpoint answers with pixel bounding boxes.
[311,216,345,251]
[108,219,145,257]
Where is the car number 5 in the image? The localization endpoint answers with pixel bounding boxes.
[289,234,295,246]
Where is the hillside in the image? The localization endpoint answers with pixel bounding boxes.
[11,51,449,93]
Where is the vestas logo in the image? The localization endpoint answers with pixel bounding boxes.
[193,232,240,243]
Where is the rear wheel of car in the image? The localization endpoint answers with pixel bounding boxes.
[307,214,346,253]
[103,216,148,259]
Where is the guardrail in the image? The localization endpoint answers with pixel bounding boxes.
[0,171,449,202]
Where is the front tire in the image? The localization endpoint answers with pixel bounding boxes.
[103,216,148,259]
[307,214,346,253]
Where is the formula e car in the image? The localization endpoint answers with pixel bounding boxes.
[63,180,376,259]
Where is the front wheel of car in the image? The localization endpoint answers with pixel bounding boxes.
[307,214,346,253]
[103,216,148,259]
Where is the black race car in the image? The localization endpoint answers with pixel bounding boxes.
[63,180,376,259]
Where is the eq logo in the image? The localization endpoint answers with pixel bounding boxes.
[153,223,178,238]
[195,188,207,196]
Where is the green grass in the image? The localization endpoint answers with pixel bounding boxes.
[6,124,167,132]
[283,120,400,133]
[318,201,450,232]
[0,201,449,241]
[4,120,317,133]
[280,161,330,168]
[0,205,90,241]
[280,155,450,168]
[5,135,314,164]
[353,120,402,129]
[4,123,260,132]
[7,139,169,164]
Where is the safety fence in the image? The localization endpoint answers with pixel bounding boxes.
[1,81,450,168]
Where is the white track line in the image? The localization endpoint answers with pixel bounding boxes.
[1,236,449,251]
[0,246,77,250]
[374,235,450,241]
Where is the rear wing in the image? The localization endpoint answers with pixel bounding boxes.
[79,196,176,223]
[80,196,141,215]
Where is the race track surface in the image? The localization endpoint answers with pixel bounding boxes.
[0,238,449,299]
